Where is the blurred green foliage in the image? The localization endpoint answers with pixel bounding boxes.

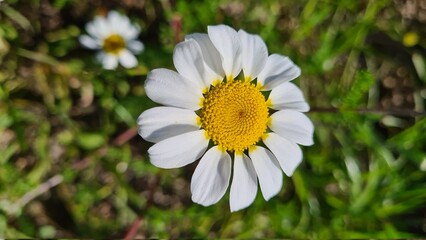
[0,0,425,238]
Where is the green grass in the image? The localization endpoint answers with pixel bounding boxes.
[1,0,425,238]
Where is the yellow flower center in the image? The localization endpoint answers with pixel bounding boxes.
[200,80,269,153]
[103,34,126,54]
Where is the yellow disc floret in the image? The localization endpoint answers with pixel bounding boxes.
[103,34,126,55]
[200,80,269,152]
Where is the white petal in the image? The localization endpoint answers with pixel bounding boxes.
[107,10,120,22]
[191,146,231,206]
[148,130,209,169]
[207,25,242,80]
[268,82,310,112]
[107,10,122,20]
[257,54,301,90]
[137,106,200,143]
[263,133,302,176]
[185,33,224,83]
[230,153,258,212]
[269,110,314,146]
[128,40,144,53]
[144,69,204,110]
[87,16,110,39]
[238,29,268,81]
[85,21,99,38]
[108,11,130,35]
[107,11,140,40]
[102,54,119,70]
[79,35,101,49]
[85,18,101,38]
[173,40,208,88]
[96,52,105,62]
[121,24,141,40]
[108,11,123,26]
[119,49,138,68]
[118,22,140,40]
[249,146,283,201]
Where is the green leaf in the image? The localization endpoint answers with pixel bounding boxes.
[76,133,106,150]
[341,70,375,109]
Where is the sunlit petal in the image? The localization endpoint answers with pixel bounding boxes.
[144,69,204,110]
[191,146,231,206]
[173,39,208,88]
[249,146,283,201]
[137,106,200,143]
[148,130,209,169]
[208,25,242,80]
[257,54,301,90]
[238,29,268,80]
[185,33,225,84]
[269,82,310,112]
[230,153,258,212]
[269,110,314,146]
[264,132,303,176]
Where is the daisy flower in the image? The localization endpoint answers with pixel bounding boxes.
[137,25,314,212]
[79,10,144,70]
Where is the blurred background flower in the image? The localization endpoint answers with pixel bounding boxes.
[79,10,144,69]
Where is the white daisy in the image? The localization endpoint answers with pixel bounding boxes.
[79,10,144,70]
[137,25,314,212]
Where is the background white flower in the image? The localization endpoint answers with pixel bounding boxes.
[79,10,144,70]
[137,25,314,212]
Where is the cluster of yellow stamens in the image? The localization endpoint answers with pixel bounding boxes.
[102,34,126,55]
[200,80,269,153]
